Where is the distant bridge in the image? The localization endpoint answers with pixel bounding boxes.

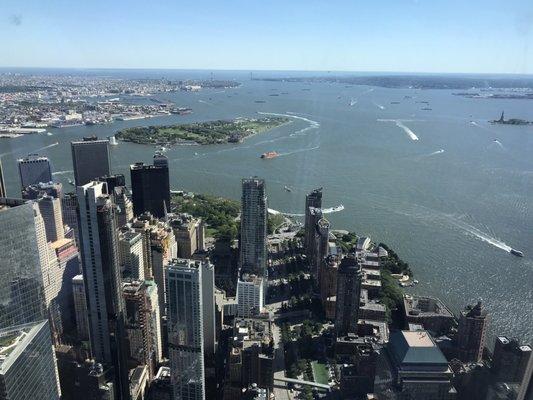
[274,376,332,391]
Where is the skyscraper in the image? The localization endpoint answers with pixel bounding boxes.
[76,181,129,399]
[118,231,145,280]
[130,154,170,218]
[72,274,90,341]
[304,187,322,258]
[166,259,206,400]
[240,177,267,277]
[122,279,163,379]
[335,255,363,336]
[0,198,47,327]
[71,136,110,186]
[35,195,65,242]
[61,192,80,245]
[201,261,216,357]
[0,320,61,400]
[0,198,60,397]
[457,301,490,363]
[17,154,53,189]
[130,154,170,219]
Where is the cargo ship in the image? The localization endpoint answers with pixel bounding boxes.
[261,151,279,159]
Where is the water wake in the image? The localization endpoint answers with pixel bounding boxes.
[373,102,386,110]
[446,216,512,252]
[493,139,504,149]
[258,111,320,137]
[395,121,419,141]
[278,145,320,157]
[426,149,445,157]
[384,201,515,253]
[268,204,344,217]
[33,142,59,152]
[52,170,73,176]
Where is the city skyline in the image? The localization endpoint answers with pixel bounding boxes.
[2,0,533,74]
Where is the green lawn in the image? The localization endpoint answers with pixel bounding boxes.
[311,361,329,385]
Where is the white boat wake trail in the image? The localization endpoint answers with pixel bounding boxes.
[52,170,73,176]
[268,204,344,217]
[447,216,512,252]
[259,111,320,137]
[427,149,444,157]
[279,145,320,157]
[492,139,504,149]
[34,142,59,152]
[385,202,514,253]
[373,102,386,110]
[395,121,419,141]
[378,119,420,141]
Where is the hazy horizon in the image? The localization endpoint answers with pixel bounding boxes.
[2,0,532,74]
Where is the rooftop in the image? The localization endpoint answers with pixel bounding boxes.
[389,330,448,366]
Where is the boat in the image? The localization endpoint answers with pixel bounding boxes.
[261,151,279,159]
[46,132,53,136]
[390,101,400,104]
[254,100,266,104]
[510,249,524,257]
[68,179,75,186]
[284,185,292,192]
[349,98,357,106]
[421,107,433,111]
[108,136,118,145]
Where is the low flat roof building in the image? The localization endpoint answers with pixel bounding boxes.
[403,295,456,336]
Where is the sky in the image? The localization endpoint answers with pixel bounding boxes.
[1,0,533,74]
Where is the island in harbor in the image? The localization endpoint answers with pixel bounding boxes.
[491,111,533,125]
[115,116,291,145]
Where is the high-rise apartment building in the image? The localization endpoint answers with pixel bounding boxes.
[72,274,90,341]
[240,178,267,277]
[123,279,162,380]
[71,137,110,186]
[17,154,53,189]
[0,320,61,400]
[166,259,206,400]
[457,301,490,363]
[130,154,170,219]
[118,231,145,280]
[335,255,363,336]
[170,213,204,258]
[76,181,129,399]
[99,175,133,227]
[237,274,265,318]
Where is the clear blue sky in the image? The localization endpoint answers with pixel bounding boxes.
[1,0,533,73]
